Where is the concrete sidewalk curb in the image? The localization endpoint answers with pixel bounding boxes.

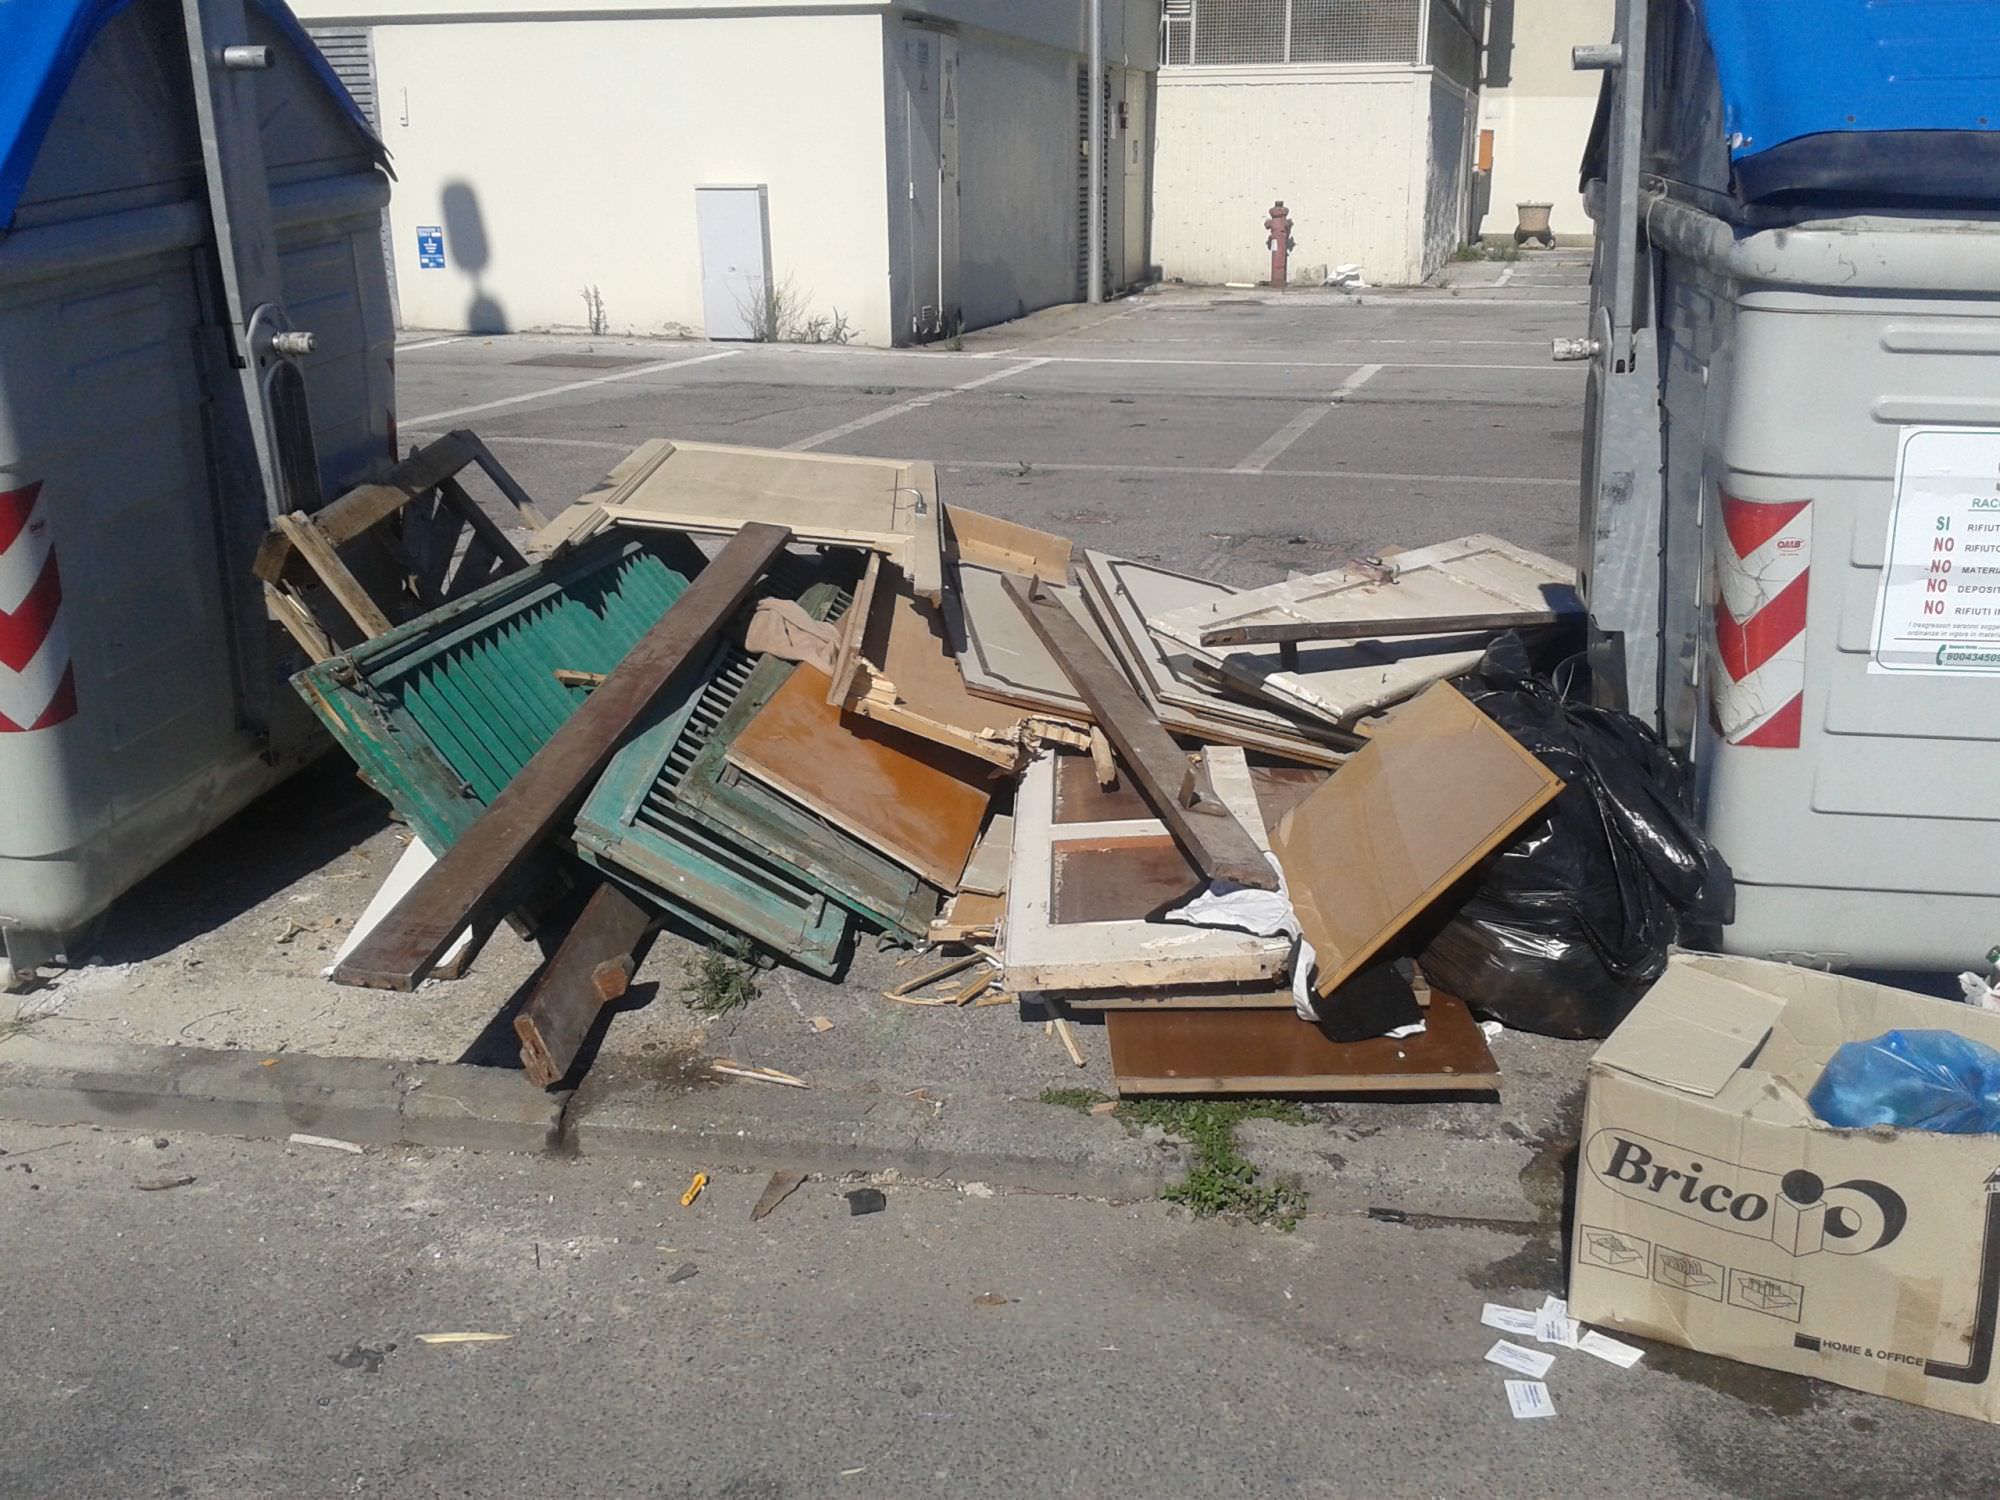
[0,1035,1558,1223]
[566,1073,1185,1202]
[0,1035,564,1154]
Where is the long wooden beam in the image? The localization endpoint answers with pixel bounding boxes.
[1001,574,1277,891]
[333,522,793,990]
[515,882,657,1088]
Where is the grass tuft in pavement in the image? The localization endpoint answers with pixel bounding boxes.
[680,941,760,1016]
[1036,1088,1311,1229]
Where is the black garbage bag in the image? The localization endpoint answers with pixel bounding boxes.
[1418,636,1734,1039]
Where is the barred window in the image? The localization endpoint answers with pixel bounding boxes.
[1160,0,1445,69]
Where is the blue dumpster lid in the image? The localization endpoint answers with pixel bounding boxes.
[1,0,388,232]
[1702,0,2000,204]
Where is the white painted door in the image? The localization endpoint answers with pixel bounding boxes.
[695,185,772,341]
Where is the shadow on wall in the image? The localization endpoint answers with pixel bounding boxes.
[441,180,508,334]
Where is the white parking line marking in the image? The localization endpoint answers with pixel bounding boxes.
[970,353,1568,372]
[396,335,470,352]
[784,358,1050,452]
[944,458,1568,488]
[406,348,740,425]
[1232,364,1382,474]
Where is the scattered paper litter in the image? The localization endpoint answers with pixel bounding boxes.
[1505,1380,1556,1420]
[1480,1303,1538,1337]
[1485,1340,1555,1379]
[1480,1019,1505,1042]
[1384,1020,1427,1040]
[415,1332,513,1345]
[1579,1329,1645,1368]
[1535,1295,1583,1349]
[288,1132,362,1155]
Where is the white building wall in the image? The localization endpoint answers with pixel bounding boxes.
[1151,66,1432,288]
[362,14,892,340]
[1479,0,1610,239]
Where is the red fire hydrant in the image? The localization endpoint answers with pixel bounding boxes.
[1265,200,1295,288]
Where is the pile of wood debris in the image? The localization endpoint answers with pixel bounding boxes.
[265,433,1580,1097]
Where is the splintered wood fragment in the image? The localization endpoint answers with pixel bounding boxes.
[972,991,1017,1008]
[1001,574,1276,891]
[515,882,656,1088]
[1053,1017,1086,1068]
[333,523,791,990]
[885,952,984,998]
[952,974,994,1006]
[554,669,607,689]
[713,1062,809,1088]
[1088,727,1117,788]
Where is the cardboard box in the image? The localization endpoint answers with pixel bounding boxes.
[1571,953,2000,1422]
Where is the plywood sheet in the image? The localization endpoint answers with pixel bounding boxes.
[1147,537,1578,726]
[727,665,992,890]
[1273,682,1564,1000]
[1106,991,1500,1095]
[568,440,945,600]
[1001,749,1292,992]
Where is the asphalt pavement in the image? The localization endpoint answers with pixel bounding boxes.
[5,1120,1993,1500]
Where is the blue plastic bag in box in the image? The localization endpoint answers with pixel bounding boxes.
[1807,1029,2000,1135]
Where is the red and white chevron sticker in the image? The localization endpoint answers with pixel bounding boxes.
[0,481,78,734]
[1711,490,1810,749]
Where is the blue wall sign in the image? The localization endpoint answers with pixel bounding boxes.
[416,226,445,269]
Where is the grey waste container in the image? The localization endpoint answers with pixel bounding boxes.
[0,0,394,973]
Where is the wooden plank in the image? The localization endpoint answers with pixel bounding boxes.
[327,839,474,976]
[836,568,1057,769]
[592,440,946,601]
[332,522,792,990]
[726,665,993,890]
[1001,751,1291,992]
[1273,681,1565,1001]
[514,882,657,1088]
[1053,982,1296,1012]
[264,582,334,661]
[436,474,531,574]
[825,551,883,708]
[956,814,1012,896]
[1106,991,1500,1095]
[273,512,394,637]
[1158,534,1576,648]
[311,431,480,549]
[1003,574,1276,891]
[930,889,1004,944]
[942,505,1072,579]
[1076,550,1361,751]
[1148,536,1578,727]
[1205,608,1568,648]
[458,430,551,531]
